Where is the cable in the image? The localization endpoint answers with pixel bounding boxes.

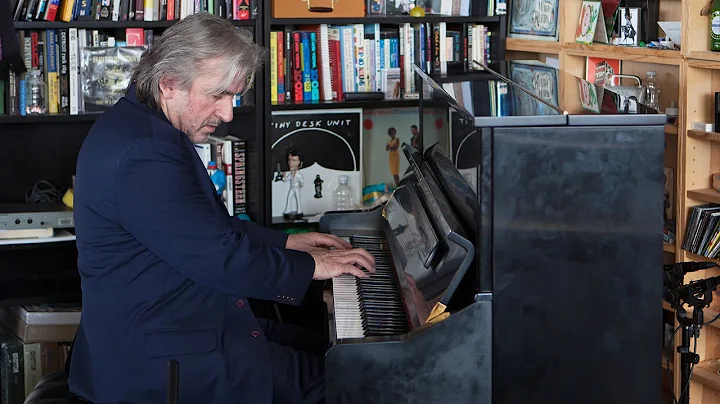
[705,311,720,327]
[667,324,681,404]
[24,180,69,204]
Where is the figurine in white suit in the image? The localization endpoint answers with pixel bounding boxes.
[283,149,304,218]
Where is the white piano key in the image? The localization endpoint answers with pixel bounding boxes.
[332,274,366,340]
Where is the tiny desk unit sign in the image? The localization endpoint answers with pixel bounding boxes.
[270,109,363,219]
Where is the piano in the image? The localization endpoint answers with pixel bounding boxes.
[319,60,666,404]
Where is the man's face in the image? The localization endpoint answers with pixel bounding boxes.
[411,127,418,135]
[161,60,245,144]
[288,154,300,171]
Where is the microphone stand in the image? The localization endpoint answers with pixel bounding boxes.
[664,262,720,404]
[167,360,179,404]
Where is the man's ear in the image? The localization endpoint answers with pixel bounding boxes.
[158,76,176,100]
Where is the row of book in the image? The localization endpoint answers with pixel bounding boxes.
[268,22,492,104]
[194,135,248,217]
[371,0,506,17]
[9,0,257,23]
[682,204,720,259]
[1,28,251,116]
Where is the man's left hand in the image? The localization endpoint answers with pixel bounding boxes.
[286,232,352,252]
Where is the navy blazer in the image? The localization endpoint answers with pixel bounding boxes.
[67,84,316,404]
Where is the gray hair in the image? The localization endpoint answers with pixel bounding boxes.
[130,13,266,108]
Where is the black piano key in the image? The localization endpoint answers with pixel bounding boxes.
[340,234,415,338]
[361,303,405,310]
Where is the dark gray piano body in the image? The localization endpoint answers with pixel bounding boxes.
[322,60,665,404]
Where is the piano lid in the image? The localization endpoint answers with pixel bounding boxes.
[415,60,667,127]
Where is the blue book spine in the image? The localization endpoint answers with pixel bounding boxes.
[301,32,312,102]
[19,80,26,116]
[309,32,320,101]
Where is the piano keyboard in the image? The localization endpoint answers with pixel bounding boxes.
[332,235,411,340]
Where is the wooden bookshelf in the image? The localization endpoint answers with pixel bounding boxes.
[564,44,682,65]
[503,0,720,401]
[687,188,720,205]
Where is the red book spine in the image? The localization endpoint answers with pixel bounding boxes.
[328,38,343,101]
[277,31,285,103]
[292,31,303,102]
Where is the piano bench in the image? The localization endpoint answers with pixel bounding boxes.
[24,370,92,404]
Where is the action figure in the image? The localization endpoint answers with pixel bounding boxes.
[386,127,400,185]
[410,124,422,151]
[282,148,304,219]
[314,175,324,198]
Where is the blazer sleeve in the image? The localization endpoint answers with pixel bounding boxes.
[115,138,314,304]
[230,217,288,248]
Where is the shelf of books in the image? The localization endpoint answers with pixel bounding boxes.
[265,21,499,110]
[261,0,507,226]
[2,8,259,118]
[269,15,501,26]
[13,19,256,29]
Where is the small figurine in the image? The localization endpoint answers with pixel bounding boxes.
[314,175,324,198]
[207,161,226,196]
[386,127,400,185]
[282,148,304,219]
[274,162,284,182]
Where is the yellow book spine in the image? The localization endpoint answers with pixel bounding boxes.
[270,31,278,104]
[48,72,59,114]
[59,0,73,22]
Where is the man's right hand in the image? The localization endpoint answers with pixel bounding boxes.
[309,248,376,280]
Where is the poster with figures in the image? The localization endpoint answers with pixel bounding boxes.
[362,107,447,188]
[508,0,559,41]
[270,109,362,219]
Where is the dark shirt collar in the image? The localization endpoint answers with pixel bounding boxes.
[125,82,173,127]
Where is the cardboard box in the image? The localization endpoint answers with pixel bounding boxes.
[271,0,365,18]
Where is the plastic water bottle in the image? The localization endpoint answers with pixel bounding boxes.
[25,70,47,115]
[643,71,660,110]
[332,175,354,211]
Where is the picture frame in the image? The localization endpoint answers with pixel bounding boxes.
[614,0,660,44]
[508,0,560,42]
[615,6,640,46]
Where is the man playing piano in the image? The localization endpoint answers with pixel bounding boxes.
[67,13,375,404]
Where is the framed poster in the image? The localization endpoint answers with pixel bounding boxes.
[508,61,559,116]
[270,109,362,219]
[508,0,560,42]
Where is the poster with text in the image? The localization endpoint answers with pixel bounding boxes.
[270,109,362,219]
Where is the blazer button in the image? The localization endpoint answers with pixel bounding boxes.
[251,330,260,338]
[236,299,245,308]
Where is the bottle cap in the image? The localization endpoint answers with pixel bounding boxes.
[339,175,349,183]
[208,161,218,170]
[30,69,41,76]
